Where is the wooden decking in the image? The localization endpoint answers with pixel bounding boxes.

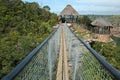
[56,25,69,80]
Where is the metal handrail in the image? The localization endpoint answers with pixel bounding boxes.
[2,23,120,80]
[2,26,59,80]
[69,26,120,80]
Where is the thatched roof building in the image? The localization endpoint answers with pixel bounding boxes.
[59,5,79,23]
[91,18,112,34]
[90,18,113,42]
[60,5,79,16]
[91,18,112,27]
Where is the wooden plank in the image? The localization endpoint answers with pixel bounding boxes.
[56,31,63,80]
[62,25,69,80]
[56,24,69,80]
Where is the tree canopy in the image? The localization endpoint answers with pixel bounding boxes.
[0,0,58,79]
[78,16,92,26]
[43,5,50,11]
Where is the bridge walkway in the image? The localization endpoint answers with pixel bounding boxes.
[2,23,120,80]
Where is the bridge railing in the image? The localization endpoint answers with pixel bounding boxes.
[2,23,120,80]
[2,25,62,80]
[64,23,120,80]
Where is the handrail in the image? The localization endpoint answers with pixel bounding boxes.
[69,26,120,80]
[2,23,120,80]
[2,26,59,80]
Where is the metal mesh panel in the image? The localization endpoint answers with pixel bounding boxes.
[2,23,120,80]
[64,24,116,80]
[14,26,62,80]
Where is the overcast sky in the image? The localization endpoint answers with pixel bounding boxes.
[22,0,120,15]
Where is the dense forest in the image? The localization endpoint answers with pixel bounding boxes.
[0,0,58,78]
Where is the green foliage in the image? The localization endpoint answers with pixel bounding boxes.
[78,16,92,26]
[92,41,120,71]
[0,0,58,79]
[111,36,120,46]
[43,5,50,11]
[39,22,52,34]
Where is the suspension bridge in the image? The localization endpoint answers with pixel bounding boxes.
[2,23,120,80]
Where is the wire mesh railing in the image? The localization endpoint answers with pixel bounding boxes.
[64,23,120,80]
[2,25,62,80]
[2,23,120,80]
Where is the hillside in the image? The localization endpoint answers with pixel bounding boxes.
[72,22,120,71]
[0,0,58,79]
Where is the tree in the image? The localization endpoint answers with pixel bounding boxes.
[78,16,92,26]
[0,0,58,78]
[43,5,50,11]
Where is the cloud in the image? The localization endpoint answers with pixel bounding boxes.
[75,0,120,3]
[22,0,120,15]
[74,4,120,15]
[70,0,120,14]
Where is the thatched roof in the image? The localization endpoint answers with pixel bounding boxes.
[91,18,112,27]
[59,5,79,16]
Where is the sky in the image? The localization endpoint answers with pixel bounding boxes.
[22,0,120,15]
